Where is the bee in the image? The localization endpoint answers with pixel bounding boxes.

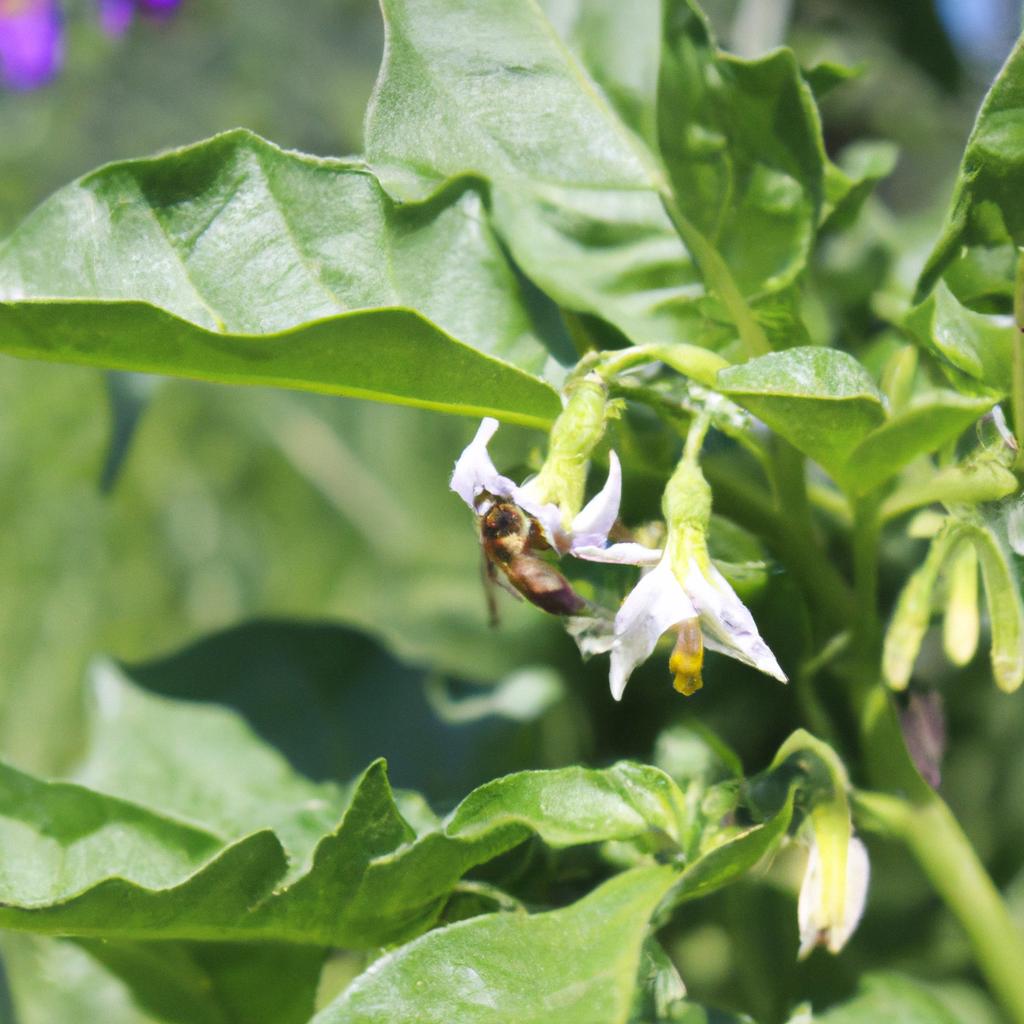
[478,497,586,623]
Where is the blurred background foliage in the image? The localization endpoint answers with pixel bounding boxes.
[1,0,1023,1021]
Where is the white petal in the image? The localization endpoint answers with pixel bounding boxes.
[565,613,617,657]
[570,450,622,546]
[798,835,870,958]
[828,836,870,954]
[609,555,695,701]
[797,839,822,960]
[449,418,519,509]
[683,562,787,682]
[572,541,664,565]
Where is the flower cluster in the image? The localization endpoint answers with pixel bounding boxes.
[451,387,787,701]
[0,0,180,90]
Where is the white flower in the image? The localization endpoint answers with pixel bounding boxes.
[607,544,787,701]
[798,834,870,958]
[450,417,660,564]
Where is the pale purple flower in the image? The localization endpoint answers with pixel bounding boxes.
[450,417,661,565]
[0,0,63,90]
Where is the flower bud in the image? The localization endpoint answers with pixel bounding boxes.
[528,374,611,526]
[883,525,962,690]
[942,539,979,667]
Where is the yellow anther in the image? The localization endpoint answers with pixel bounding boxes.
[669,620,704,696]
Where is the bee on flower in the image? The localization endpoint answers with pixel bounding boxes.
[451,378,786,700]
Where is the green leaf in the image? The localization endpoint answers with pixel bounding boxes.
[842,391,996,495]
[538,0,662,147]
[814,972,961,1023]
[820,141,899,233]
[312,866,679,1024]
[2,935,154,1024]
[0,130,562,427]
[802,60,864,100]
[77,940,325,1024]
[716,348,885,483]
[658,0,826,296]
[904,283,1015,394]
[669,788,795,905]
[0,665,690,947]
[917,33,1024,300]
[1,934,323,1024]
[364,0,714,350]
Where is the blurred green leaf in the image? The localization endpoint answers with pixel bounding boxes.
[813,972,961,1023]
[313,866,679,1024]
[820,141,899,233]
[658,0,825,296]
[917,33,1024,300]
[1,934,323,1024]
[716,348,885,484]
[0,130,563,426]
[77,940,325,1024]
[842,391,995,495]
[2,935,154,1024]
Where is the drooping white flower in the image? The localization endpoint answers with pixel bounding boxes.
[450,417,660,564]
[607,539,787,701]
[798,834,870,958]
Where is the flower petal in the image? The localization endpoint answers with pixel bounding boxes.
[609,555,695,701]
[683,562,787,682]
[449,417,518,509]
[798,835,870,958]
[572,541,663,565]
[570,450,621,546]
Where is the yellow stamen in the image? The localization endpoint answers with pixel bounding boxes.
[670,620,704,696]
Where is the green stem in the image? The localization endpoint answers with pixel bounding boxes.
[851,495,883,654]
[1012,251,1024,468]
[702,458,855,635]
[855,787,1024,1024]
[658,191,771,359]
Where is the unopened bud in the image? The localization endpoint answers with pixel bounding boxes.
[884,526,962,690]
[943,540,979,667]
[529,374,610,523]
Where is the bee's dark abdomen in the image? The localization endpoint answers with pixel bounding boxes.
[510,556,587,616]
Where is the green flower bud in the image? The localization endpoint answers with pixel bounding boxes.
[883,524,963,690]
[529,373,611,524]
[943,539,979,667]
[970,524,1024,692]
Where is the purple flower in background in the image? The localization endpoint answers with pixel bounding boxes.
[0,0,63,90]
[98,0,180,36]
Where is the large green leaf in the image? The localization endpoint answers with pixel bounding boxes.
[0,130,562,427]
[538,0,662,147]
[658,0,826,296]
[365,0,713,349]
[716,348,885,484]
[312,866,679,1024]
[917,33,1024,300]
[0,666,688,947]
